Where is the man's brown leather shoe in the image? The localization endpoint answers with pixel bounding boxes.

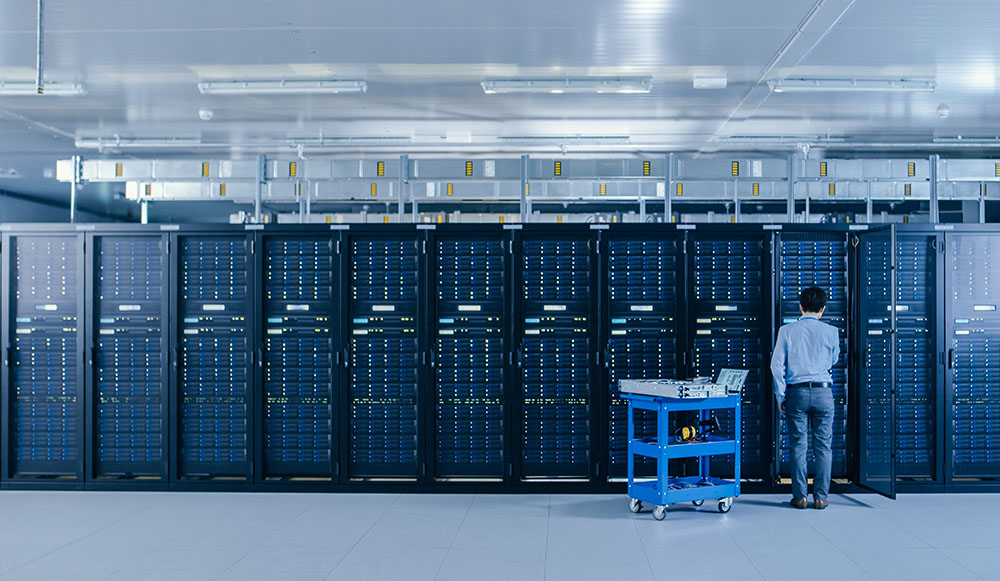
[790,497,808,509]
[814,499,829,510]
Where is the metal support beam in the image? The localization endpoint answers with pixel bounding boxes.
[398,154,408,222]
[520,154,530,223]
[786,153,795,222]
[733,180,740,223]
[929,154,940,223]
[981,182,987,224]
[866,180,873,223]
[140,200,148,224]
[639,196,646,223]
[254,154,266,223]
[35,0,44,94]
[69,154,80,223]
[665,153,673,222]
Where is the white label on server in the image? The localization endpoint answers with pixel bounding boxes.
[118,305,141,312]
[484,160,496,177]
[36,304,57,311]
[656,183,665,197]
[715,305,737,312]
[955,330,971,335]
[267,329,283,335]
[696,330,712,335]
[353,329,369,335]
[894,305,910,312]
[697,318,712,324]
[202,304,225,312]
[15,328,31,334]
[611,330,627,336]
[439,329,455,335]
[99,329,115,335]
[868,330,883,335]
[543,305,566,312]
[630,305,653,312]
[372,305,396,312]
[525,329,540,335]
[426,182,436,197]
[974,305,997,311]
[458,305,482,312]
[286,304,310,312]
[183,329,198,335]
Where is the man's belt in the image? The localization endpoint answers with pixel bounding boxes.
[788,382,832,389]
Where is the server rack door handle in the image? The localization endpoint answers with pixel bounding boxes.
[517,349,523,368]
[171,348,178,369]
[948,349,954,369]
[429,350,435,369]
[4,346,11,368]
[88,345,95,368]
[257,348,264,369]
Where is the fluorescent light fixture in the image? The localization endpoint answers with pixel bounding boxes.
[197,79,367,95]
[0,81,87,96]
[693,75,727,90]
[768,78,936,93]
[481,77,652,94]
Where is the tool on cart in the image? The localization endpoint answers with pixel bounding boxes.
[676,414,722,442]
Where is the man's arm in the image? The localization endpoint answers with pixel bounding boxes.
[831,326,841,370]
[770,327,788,407]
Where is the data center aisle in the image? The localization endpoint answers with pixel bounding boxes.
[0,492,997,581]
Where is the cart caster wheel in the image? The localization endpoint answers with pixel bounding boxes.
[692,500,705,507]
[718,497,733,513]
[652,506,667,521]
[629,499,643,513]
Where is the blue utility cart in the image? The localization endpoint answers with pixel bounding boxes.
[621,392,741,520]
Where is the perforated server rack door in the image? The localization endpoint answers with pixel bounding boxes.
[344,228,424,481]
[894,230,941,487]
[86,233,170,484]
[429,226,507,482]
[775,228,850,481]
[256,232,337,484]
[1,232,86,485]
[602,225,683,480]
[688,228,768,480]
[514,226,598,482]
[945,231,1000,487]
[854,226,897,499]
[170,232,255,485]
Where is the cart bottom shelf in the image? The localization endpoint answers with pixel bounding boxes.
[628,476,737,505]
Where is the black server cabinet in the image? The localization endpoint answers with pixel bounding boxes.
[1,233,85,483]
[688,231,768,479]
[775,231,850,479]
[855,227,897,498]
[345,232,423,480]
[602,227,682,480]
[171,234,255,483]
[894,233,941,484]
[514,228,598,481]
[946,233,1000,483]
[87,234,169,482]
[257,234,337,482]
[429,229,507,480]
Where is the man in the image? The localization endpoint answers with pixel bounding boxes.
[770,286,840,510]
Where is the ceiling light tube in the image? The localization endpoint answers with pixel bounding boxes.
[198,79,368,95]
[0,81,87,96]
[768,78,936,93]
[481,77,652,94]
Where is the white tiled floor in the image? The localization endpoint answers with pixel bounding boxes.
[0,492,997,581]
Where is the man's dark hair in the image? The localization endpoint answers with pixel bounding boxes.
[799,286,827,313]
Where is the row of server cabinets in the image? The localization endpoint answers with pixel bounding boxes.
[0,223,997,495]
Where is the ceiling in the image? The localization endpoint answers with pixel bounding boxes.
[1,0,1000,218]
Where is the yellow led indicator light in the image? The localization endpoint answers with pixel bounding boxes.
[525,183,530,196]
[676,183,683,196]
[995,163,1000,177]
[730,215,736,223]
[437,214,443,223]
[115,163,123,177]
[828,183,836,196]
[557,215,563,224]
[731,161,739,176]
[907,162,916,177]
[220,183,226,196]
[670,215,676,223]
[465,161,473,176]
[820,162,828,177]
[643,161,651,176]
[371,183,377,196]
[377,161,385,176]
[845,216,851,223]
[613,215,618,223]
[753,183,760,196]
[325,215,331,224]
[289,162,297,177]
[554,161,562,176]
[144,184,151,196]
[199,162,209,177]
[904,215,910,223]
[905,184,912,196]
[447,183,454,196]
[600,184,607,196]
[297,183,302,197]
[499,215,505,224]
[383,215,389,224]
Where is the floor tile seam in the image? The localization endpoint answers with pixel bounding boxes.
[794,500,877,580]
[431,494,477,581]
[543,495,551,581]
[717,511,768,580]
[630,510,657,580]
[322,493,402,580]
[926,545,987,580]
[1,495,174,577]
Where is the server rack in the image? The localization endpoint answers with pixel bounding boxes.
[256,232,338,484]
[945,231,1000,486]
[514,226,599,482]
[1,232,86,486]
[344,228,424,481]
[602,225,683,480]
[170,232,255,484]
[429,227,508,481]
[775,229,850,480]
[687,228,769,479]
[86,233,170,484]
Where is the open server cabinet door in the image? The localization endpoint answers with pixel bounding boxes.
[854,226,897,499]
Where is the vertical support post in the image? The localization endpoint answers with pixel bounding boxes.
[786,153,795,222]
[639,197,646,223]
[665,153,674,222]
[866,181,873,224]
[297,181,305,224]
[254,153,265,224]
[140,200,148,225]
[929,154,940,223]
[733,179,740,223]
[309,182,315,220]
[35,0,44,94]
[981,182,987,224]
[69,154,80,223]
[520,154,530,223]
[398,154,408,222]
